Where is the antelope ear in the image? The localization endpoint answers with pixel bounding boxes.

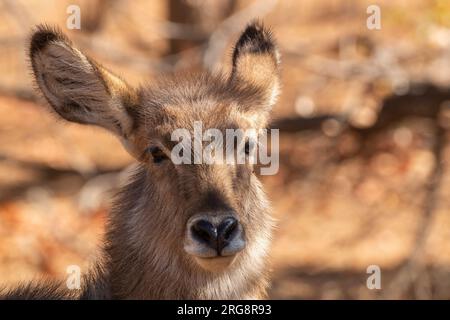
[29,25,139,140]
[231,22,281,113]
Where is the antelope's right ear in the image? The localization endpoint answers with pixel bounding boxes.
[29,25,139,142]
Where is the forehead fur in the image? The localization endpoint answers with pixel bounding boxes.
[135,72,267,132]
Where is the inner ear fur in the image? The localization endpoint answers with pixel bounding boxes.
[29,24,139,138]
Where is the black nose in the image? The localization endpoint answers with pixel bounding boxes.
[190,216,244,256]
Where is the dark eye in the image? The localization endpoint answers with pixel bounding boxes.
[147,146,168,163]
[244,140,254,155]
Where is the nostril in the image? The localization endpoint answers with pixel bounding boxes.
[217,217,241,253]
[191,220,217,246]
[219,218,238,241]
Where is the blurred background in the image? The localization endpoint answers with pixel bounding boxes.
[0,0,449,299]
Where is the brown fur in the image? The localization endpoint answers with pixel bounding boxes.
[1,21,280,300]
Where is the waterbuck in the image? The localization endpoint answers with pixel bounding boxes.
[1,21,280,299]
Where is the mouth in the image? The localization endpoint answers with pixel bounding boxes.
[184,242,245,273]
[192,255,239,272]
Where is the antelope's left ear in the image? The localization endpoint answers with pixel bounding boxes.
[231,21,281,112]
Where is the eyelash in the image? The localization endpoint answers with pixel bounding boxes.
[147,146,168,163]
